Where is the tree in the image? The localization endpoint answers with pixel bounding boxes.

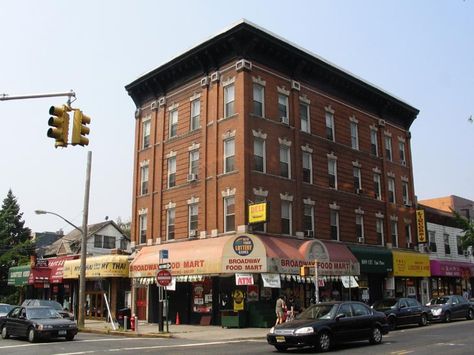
[116,216,131,239]
[0,189,34,301]
[452,209,474,249]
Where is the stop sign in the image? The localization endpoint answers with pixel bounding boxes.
[156,269,172,286]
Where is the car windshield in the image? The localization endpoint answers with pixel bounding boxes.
[27,307,63,319]
[429,297,449,305]
[372,299,397,309]
[0,305,13,313]
[297,304,337,320]
[38,300,63,310]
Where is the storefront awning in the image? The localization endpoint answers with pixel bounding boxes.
[28,267,50,284]
[348,245,393,274]
[63,255,129,279]
[430,259,473,278]
[392,250,430,277]
[48,256,78,283]
[8,265,30,286]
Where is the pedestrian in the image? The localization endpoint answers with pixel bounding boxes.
[275,295,286,326]
[286,297,295,322]
[463,288,470,300]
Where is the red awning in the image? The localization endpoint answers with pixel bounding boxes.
[48,256,78,283]
[28,267,50,284]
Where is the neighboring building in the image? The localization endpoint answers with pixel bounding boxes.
[125,20,422,325]
[419,195,474,222]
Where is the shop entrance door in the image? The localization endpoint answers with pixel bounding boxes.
[86,292,105,319]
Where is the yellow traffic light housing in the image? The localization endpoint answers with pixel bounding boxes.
[71,109,90,146]
[47,105,70,148]
[300,266,310,277]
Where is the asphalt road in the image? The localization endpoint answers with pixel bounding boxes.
[1,320,474,354]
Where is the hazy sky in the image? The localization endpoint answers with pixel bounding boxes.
[1,0,473,234]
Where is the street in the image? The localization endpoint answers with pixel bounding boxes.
[1,320,474,355]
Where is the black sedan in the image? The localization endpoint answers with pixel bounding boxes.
[0,306,78,342]
[427,295,474,322]
[21,299,74,320]
[267,301,389,352]
[371,297,432,330]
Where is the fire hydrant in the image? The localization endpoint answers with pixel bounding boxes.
[130,314,136,331]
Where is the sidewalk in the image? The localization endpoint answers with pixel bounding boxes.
[82,319,269,341]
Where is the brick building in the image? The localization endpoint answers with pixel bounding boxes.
[125,20,421,325]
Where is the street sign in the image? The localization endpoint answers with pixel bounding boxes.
[159,262,172,270]
[159,249,169,259]
[156,269,172,287]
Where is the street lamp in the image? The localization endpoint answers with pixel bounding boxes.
[35,208,88,328]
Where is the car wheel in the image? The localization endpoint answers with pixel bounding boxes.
[369,326,383,345]
[1,326,9,339]
[444,312,451,323]
[466,309,473,320]
[419,313,428,326]
[316,331,332,352]
[66,333,75,341]
[28,327,37,343]
[388,316,397,331]
[274,345,288,352]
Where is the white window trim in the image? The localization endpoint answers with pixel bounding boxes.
[330,209,340,241]
[300,102,310,133]
[169,109,178,138]
[281,200,293,236]
[252,83,265,117]
[223,82,235,118]
[224,138,235,174]
[278,93,289,124]
[142,118,151,149]
[166,208,175,240]
[188,203,198,235]
[350,121,359,150]
[167,156,176,188]
[279,145,291,179]
[254,138,266,173]
[302,151,313,184]
[224,196,236,233]
[189,150,199,175]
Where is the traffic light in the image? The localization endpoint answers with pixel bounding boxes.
[71,109,90,146]
[300,266,310,277]
[47,105,70,148]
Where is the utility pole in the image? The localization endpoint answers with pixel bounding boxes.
[78,151,92,329]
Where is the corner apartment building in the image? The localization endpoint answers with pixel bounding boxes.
[125,20,420,324]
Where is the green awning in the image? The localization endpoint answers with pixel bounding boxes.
[8,265,31,286]
[348,245,393,274]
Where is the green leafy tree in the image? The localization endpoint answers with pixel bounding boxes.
[452,209,474,249]
[0,189,34,301]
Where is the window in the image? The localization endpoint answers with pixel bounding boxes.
[338,304,352,317]
[391,220,398,247]
[94,235,102,248]
[280,145,291,178]
[169,109,178,138]
[330,210,339,241]
[140,165,149,195]
[300,103,310,133]
[278,94,289,124]
[350,122,359,150]
[189,204,198,235]
[190,99,200,131]
[376,219,384,246]
[385,136,392,161]
[353,167,361,191]
[142,120,151,149]
[352,303,370,316]
[104,236,115,249]
[356,215,364,241]
[370,129,378,156]
[224,196,235,232]
[168,157,176,188]
[302,152,312,183]
[405,224,412,248]
[444,233,450,254]
[303,204,314,234]
[189,150,199,176]
[328,158,337,188]
[388,178,396,203]
[167,208,175,240]
[253,84,264,117]
[428,231,437,252]
[253,138,265,172]
[139,214,147,244]
[325,111,335,141]
[402,181,409,205]
[224,84,235,118]
[224,138,235,173]
[374,174,382,200]
[399,141,406,164]
[281,201,292,235]
[457,235,464,255]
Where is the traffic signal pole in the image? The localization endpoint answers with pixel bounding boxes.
[0,90,76,104]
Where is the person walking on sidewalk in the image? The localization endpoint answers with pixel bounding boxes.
[275,295,286,326]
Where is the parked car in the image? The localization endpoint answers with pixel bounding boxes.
[267,301,389,352]
[0,304,14,317]
[371,297,432,330]
[21,299,74,321]
[427,295,474,322]
[0,306,78,342]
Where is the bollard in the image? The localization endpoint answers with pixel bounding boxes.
[134,315,138,333]
[124,316,128,331]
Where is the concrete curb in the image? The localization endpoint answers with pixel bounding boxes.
[79,328,173,338]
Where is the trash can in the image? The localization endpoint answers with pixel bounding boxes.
[117,308,131,328]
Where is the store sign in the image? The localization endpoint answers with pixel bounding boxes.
[8,265,30,286]
[63,256,129,278]
[392,251,430,277]
[35,259,49,268]
[235,273,254,285]
[248,202,267,224]
[416,210,427,243]
[261,273,281,288]
[222,234,267,273]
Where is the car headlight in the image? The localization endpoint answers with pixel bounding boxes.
[432,309,442,316]
[269,327,275,334]
[36,324,53,330]
[295,327,314,335]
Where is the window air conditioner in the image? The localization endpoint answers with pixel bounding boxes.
[358,237,365,243]
[187,173,197,182]
[304,230,314,238]
[189,230,197,238]
[356,188,363,195]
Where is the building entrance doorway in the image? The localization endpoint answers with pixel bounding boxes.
[86,291,105,319]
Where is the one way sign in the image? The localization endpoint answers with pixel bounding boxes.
[159,262,172,270]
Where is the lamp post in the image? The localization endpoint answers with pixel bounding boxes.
[34,210,82,232]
